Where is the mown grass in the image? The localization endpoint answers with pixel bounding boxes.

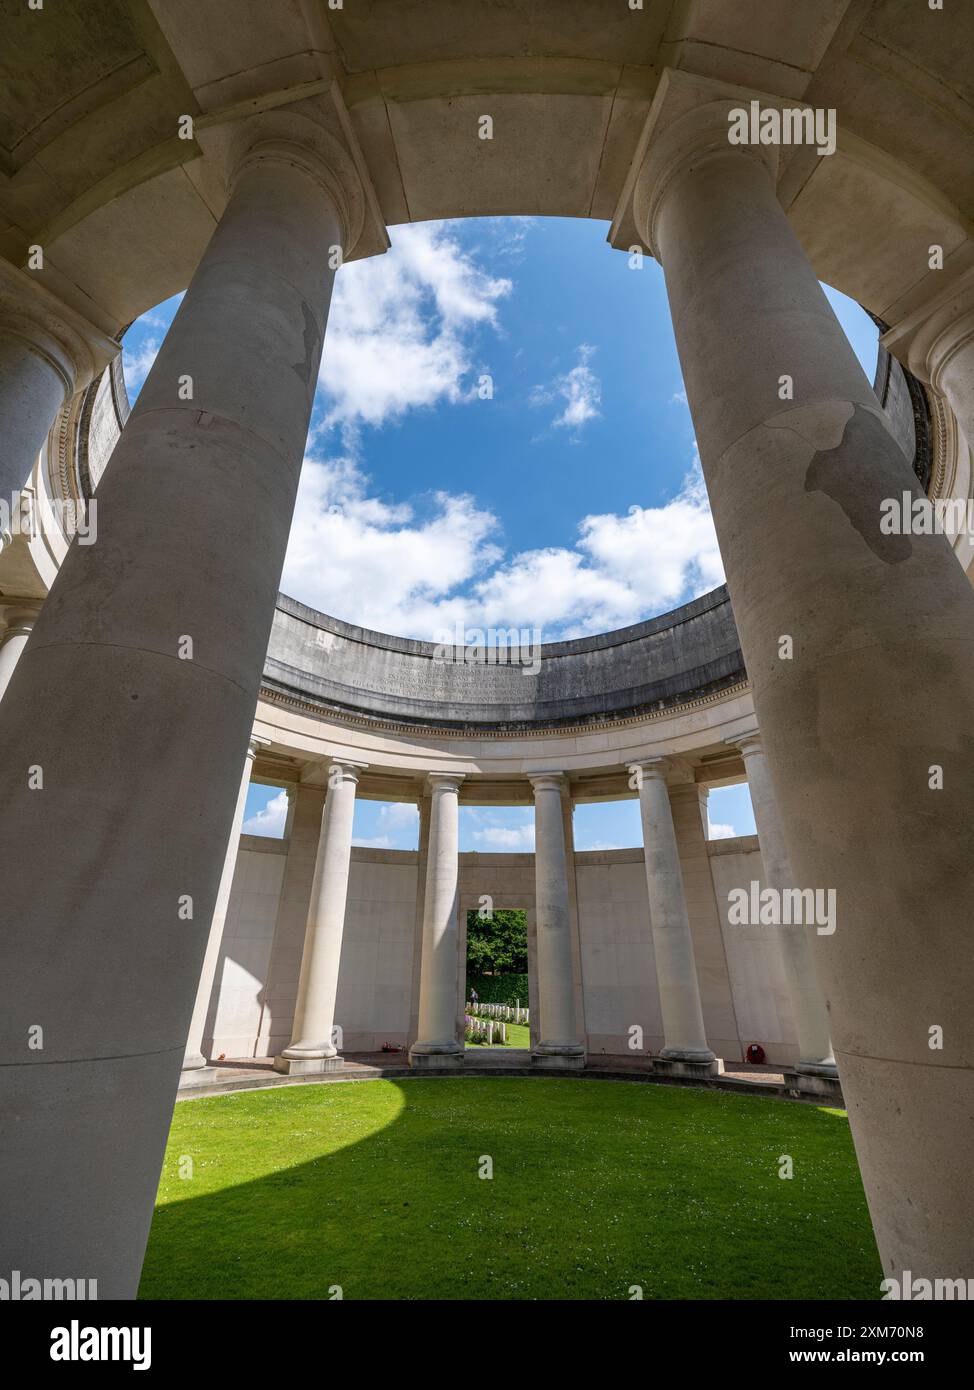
[139,1078,881,1300]
[466,1021,531,1048]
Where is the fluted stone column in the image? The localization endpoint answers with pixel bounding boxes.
[633,73,974,1278]
[0,260,118,499]
[529,773,585,1068]
[730,731,837,1082]
[0,111,365,1297]
[410,773,465,1069]
[0,602,41,701]
[636,760,717,1074]
[180,734,269,1083]
[275,761,363,1075]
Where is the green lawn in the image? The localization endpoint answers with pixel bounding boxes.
[139,1078,882,1300]
[467,1020,531,1048]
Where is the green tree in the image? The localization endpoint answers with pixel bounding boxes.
[466,908,528,975]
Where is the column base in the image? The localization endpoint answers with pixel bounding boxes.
[654,1054,723,1079]
[796,1060,839,1079]
[409,1043,464,1070]
[531,1050,585,1071]
[531,1041,585,1071]
[273,1053,344,1076]
[783,1068,844,1100]
[177,1066,220,1090]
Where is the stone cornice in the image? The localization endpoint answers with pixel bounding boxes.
[257,676,752,740]
[224,105,388,261]
[0,260,120,395]
[610,68,784,259]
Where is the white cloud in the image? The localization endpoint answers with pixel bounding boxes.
[708,821,738,840]
[352,834,392,849]
[467,460,723,638]
[281,447,502,636]
[282,448,722,642]
[317,222,511,428]
[278,223,722,644]
[531,343,601,435]
[379,802,419,828]
[470,824,536,850]
[243,789,289,838]
[122,338,161,395]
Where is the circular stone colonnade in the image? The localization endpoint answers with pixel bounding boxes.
[1,0,973,1299]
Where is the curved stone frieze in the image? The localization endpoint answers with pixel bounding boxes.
[263,586,746,732]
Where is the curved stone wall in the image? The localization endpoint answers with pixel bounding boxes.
[264,586,746,731]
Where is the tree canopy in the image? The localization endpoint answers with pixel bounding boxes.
[466,908,528,975]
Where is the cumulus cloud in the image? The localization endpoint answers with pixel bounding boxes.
[283,448,722,642]
[467,460,723,638]
[281,445,503,635]
[317,222,511,428]
[531,343,601,435]
[279,220,723,643]
[122,338,161,396]
[708,821,738,840]
[243,789,289,838]
[352,802,420,851]
[470,824,536,851]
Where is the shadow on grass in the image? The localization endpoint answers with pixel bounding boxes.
[139,1077,882,1301]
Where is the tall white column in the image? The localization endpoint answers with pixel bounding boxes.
[730,731,836,1077]
[633,73,974,1277]
[275,761,363,1075]
[0,110,366,1297]
[181,734,268,1078]
[0,602,41,701]
[0,260,118,499]
[636,759,717,1071]
[410,773,465,1069]
[529,773,585,1067]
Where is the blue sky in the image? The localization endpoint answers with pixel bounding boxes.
[122,216,878,848]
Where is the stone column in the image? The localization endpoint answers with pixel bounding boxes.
[180,733,269,1083]
[528,773,585,1068]
[0,111,367,1297]
[275,760,363,1075]
[633,74,974,1278]
[0,260,118,499]
[729,731,837,1082]
[0,601,41,701]
[407,791,433,1049]
[636,760,718,1074]
[409,773,465,1069]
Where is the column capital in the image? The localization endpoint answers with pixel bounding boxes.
[630,756,670,783]
[0,260,120,397]
[881,264,974,393]
[327,758,368,787]
[610,69,781,260]
[226,108,387,262]
[526,771,565,794]
[0,597,42,639]
[724,727,763,758]
[426,771,464,794]
[245,733,271,761]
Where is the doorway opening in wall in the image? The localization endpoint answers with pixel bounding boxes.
[464,907,531,1049]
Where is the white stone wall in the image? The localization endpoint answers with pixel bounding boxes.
[574,850,661,1057]
[206,836,288,1059]
[204,831,800,1065]
[707,835,799,1066]
[335,851,418,1051]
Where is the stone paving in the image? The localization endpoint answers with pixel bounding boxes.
[177,1053,824,1105]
